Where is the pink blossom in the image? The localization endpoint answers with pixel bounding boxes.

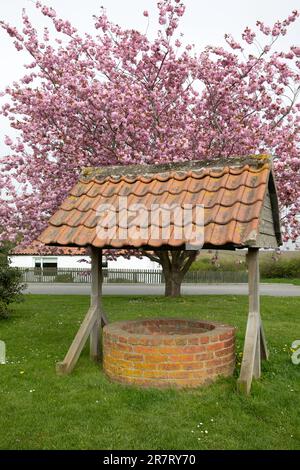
[242,27,256,44]
[291,46,300,57]
[41,6,56,18]
[0,0,299,245]
[4,136,13,146]
[225,34,242,50]
[14,41,23,51]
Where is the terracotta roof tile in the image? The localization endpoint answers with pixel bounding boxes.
[12,240,87,256]
[38,156,280,249]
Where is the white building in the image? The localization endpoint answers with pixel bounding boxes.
[9,245,161,271]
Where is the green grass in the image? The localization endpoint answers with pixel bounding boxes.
[0,294,300,450]
[261,278,300,286]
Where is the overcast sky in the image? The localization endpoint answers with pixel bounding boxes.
[1,0,300,157]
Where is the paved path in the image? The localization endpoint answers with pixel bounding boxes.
[24,282,300,296]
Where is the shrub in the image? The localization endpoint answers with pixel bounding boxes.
[190,257,219,272]
[54,273,74,283]
[0,242,25,319]
[190,256,247,272]
[260,257,300,279]
[108,277,136,283]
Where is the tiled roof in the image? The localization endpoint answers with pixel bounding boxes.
[38,156,281,249]
[12,241,87,256]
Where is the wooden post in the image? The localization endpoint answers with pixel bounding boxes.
[90,247,102,361]
[237,247,267,394]
[249,248,261,380]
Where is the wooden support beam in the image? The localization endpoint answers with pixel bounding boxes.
[237,247,267,394]
[56,304,98,375]
[237,312,259,394]
[259,313,269,361]
[253,329,261,379]
[90,247,102,361]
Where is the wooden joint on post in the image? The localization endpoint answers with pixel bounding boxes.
[101,311,109,327]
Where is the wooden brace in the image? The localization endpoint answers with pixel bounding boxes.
[56,247,106,375]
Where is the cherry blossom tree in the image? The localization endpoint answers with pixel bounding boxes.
[0,0,300,296]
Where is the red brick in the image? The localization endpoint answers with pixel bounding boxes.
[207,341,225,351]
[169,354,195,362]
[224,338,235,348]
[182,345,206,353]
[134,345,157,354]
[123,353,144,361]
[132,362,158,370]
[215,346,235,357]
[121,368,143,377]
[209,334,221,343]
[184,362,204,370]
[118,336,128,343]
[219,330,234,341]
[140,337,162,346]
[143,354,166,363]
[162,337,178,346]
[195,352,212,361]
[155,347,177,354]
[116,343,133,352]
[174,337,188,346]
[108,349,126,359]
[159,345,205,354]
[157,363,182,371]
[205,358,224,367]
[143,370,168,379]
[167,371,193,379]
[109,357,131,368]
[187,337,200,345]
[200,336,210,344]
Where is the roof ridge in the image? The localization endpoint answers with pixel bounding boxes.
[81,155,272,181]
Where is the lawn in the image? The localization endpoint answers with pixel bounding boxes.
[0,294,299,450]
[261,278,300,286]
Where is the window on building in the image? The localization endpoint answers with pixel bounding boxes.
[34,257,58,276]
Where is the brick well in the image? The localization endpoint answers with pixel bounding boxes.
[103,319,236,388]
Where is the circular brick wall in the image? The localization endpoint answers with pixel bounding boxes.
[103,319,235,388]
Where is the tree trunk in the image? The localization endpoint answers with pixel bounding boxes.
[164,270,183,297]
[144,249,198,297]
